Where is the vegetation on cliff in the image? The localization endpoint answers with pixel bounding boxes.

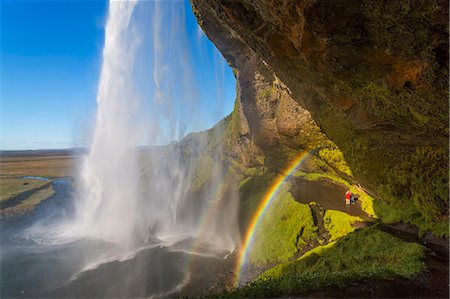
[191,0,449,238]
[323,210,362,242]
[222,227,425,298]
[247,188,317,267]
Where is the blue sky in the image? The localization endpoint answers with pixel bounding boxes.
[0,0,236,150]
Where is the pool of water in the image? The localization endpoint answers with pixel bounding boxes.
[0,179,232,298]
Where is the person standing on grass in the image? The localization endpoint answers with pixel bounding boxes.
[345,190,351,205]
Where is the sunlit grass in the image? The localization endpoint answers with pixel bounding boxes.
[221,226,425,298]
[375,199,449,237]
[249,188,317,267]
[291,170,448,237]
[323,209,362,242]
[0,178,49,202]
[1,185,55,217]
[0,155,76,178]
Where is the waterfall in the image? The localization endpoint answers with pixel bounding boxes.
[76,0,141,245]
[75,0,239,251]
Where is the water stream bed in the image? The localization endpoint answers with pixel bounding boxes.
[0,179,232,298]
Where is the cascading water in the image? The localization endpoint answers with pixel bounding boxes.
[1,1,240,297]
[76,0,239,252]
[76,0,142,245]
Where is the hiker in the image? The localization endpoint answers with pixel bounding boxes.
[345,190,351,205]
[350,193,355,204]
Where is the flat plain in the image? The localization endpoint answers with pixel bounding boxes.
[0,150,79,217]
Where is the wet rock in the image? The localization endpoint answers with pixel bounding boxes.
[191,0,449,227]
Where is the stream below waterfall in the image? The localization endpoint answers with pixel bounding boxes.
[0,178,234,298]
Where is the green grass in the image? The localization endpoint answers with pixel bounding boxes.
[1,185,55,217]
[261,226,424,279]
[223,226,425,298]
[190,155,214,192]
[0,155,76,178]
[238,172,276,229]
[323,210,362,242]
[374,199,449,238]
[223,269,401,298]
[313,167,447,238]
[376,146,449,237]
[318,147,352,176]
[248,188,317,267]
[432,219,450,238]
[0,178,49,202]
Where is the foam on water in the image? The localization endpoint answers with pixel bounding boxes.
[2,2,240,296]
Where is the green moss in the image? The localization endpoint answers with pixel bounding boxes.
[361,81,392,118]
[238,172,276,229]
[256,85,276,100]
[318,147,352,176]
[359,192,377,217]
[318,125,447,237]
[362,0,446,58]
[356,80,445,136]
[432,219,450,238]
[226,101,240,147]
[223,227,425,298]
[408,106,430,126]
[376,146,449,234]
[190,155,214,192]
[323,210,362,242]
[243,167,263,178]
[249,189,318,266]
[309,4,448,235]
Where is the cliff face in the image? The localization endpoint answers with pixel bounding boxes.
[191,0,449,230]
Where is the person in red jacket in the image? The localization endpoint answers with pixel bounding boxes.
[345,190,351,205]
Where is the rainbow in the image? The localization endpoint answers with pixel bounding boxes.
[183,173,233,272]
[233,151,310,286]
[191,176,230,247]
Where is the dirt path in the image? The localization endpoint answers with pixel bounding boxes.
[289,176,449,298]
[289,176,369,219]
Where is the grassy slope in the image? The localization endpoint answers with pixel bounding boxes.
[223,227,424,298]
[323,210,362,242]
[238,173,275,231]
[249,188,317,267]
[227,159,428,297]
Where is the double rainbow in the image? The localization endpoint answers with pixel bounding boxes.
[233,151,310,286]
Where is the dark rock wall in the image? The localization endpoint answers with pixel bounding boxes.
[191,0,448,227]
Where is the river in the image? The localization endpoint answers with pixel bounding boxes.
[0,178,233,298]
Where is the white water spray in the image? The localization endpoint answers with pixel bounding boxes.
[77,0,141,245]
[75,0,239,251]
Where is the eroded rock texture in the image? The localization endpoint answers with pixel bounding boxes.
[191,0,449,227]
